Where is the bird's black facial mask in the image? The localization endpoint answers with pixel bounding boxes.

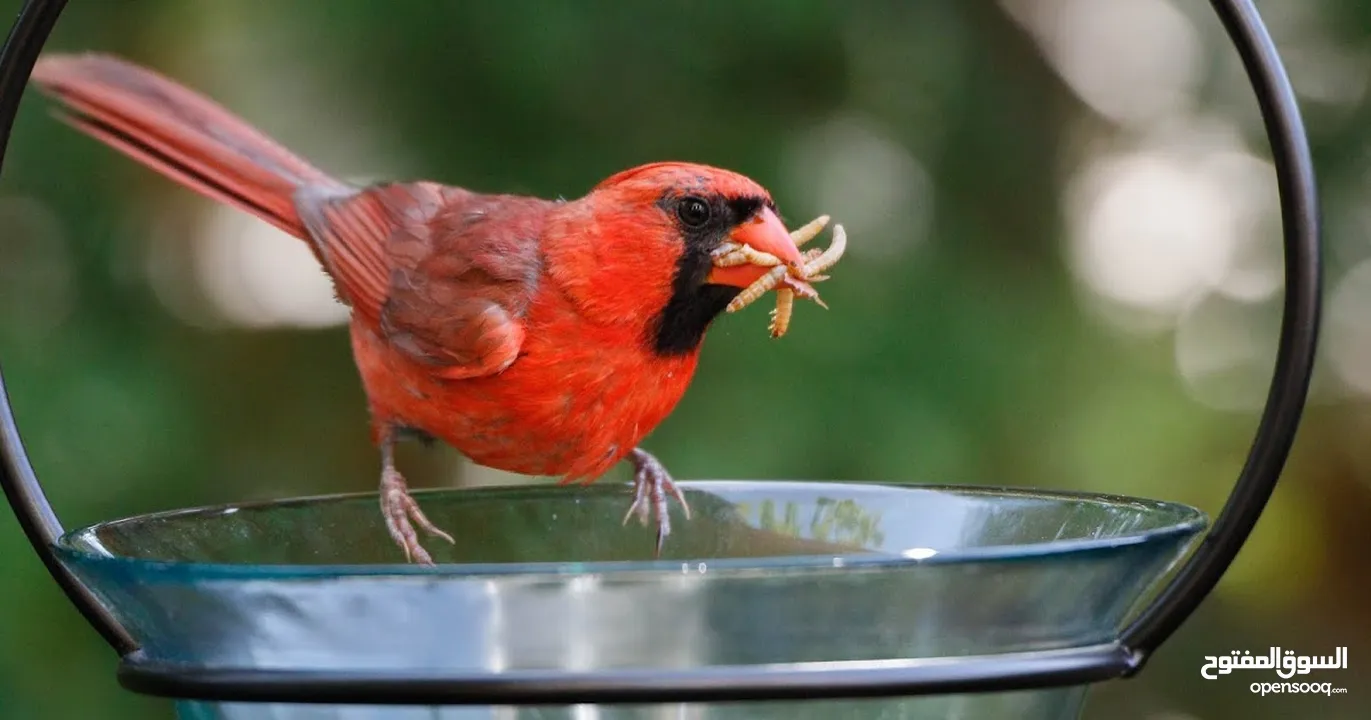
[649,193,771,355]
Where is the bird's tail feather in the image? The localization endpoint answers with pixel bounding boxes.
[30,53,341,239]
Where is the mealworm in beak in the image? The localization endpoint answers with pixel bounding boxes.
[726,224,846,314]
[719,218,846,338]
[710,215,830,270]
[803,223,846,278]
[712,242,784,268]
[769,288,795,338]
[726,264,789,313]
[790,214,831,250]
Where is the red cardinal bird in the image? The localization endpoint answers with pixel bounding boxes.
[30,53,808,563]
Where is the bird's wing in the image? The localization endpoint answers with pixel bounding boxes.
[296,182,548,379]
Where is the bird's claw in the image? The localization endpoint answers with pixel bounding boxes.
[380,468,455,565]
[623,449,691,557]
[715,216,846,338]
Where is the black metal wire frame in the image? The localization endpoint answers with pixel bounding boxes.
[0,0,1321,706]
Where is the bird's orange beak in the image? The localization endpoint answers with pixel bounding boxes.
[706,206,804,287]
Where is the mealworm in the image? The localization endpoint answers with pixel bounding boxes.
[711,215,831,269]
[769,288,795,337]
[726,223,847,315]
[726,264,789,313]
[790,214,831,250]
[803,223,846,278]
[712,242,783,267]
[715,217,846,338]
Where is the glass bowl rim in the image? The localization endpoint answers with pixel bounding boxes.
[52,480,1209,581]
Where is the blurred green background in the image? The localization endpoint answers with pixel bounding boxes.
[0,0,1367,717]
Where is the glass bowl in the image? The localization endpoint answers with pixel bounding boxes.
[53,480,1207,719]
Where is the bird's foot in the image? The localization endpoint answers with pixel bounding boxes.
[622,448,692,557]
[379,467,455,565]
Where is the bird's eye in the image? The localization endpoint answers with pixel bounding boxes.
[676,197,711,228]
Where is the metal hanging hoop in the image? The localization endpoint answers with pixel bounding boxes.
[0,0,1320,706]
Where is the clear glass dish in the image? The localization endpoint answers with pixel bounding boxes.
[54,480,1207,719]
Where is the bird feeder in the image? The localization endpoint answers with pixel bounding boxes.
[0,0,1321,718]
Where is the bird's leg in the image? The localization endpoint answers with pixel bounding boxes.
[621,448,692,557]
[378,433,455,565]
